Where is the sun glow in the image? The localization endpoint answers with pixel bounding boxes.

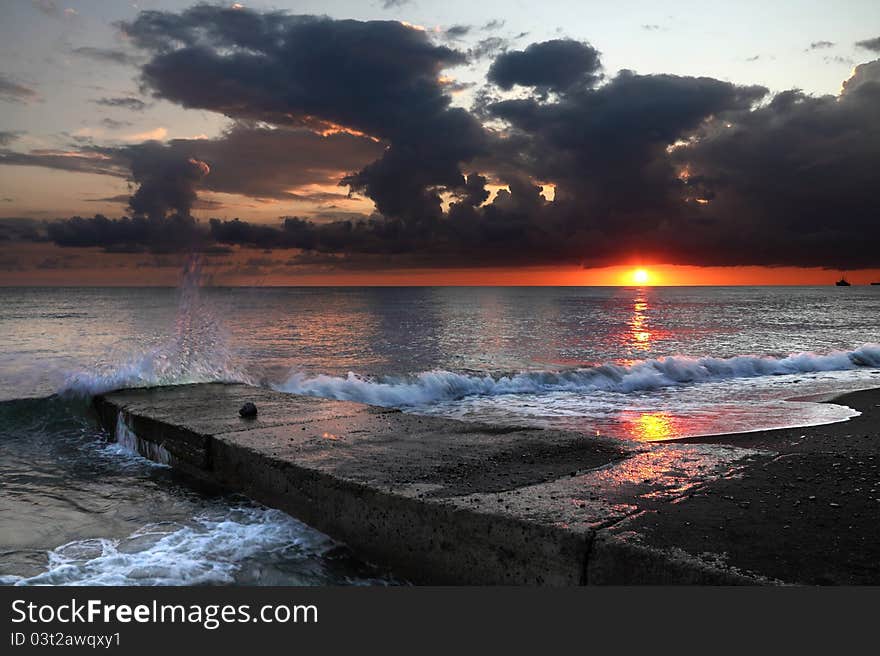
[632,268,650,284]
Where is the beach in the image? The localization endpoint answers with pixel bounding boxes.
[653,387,880,584]
[88,382,880,585]
[1,285,878,585]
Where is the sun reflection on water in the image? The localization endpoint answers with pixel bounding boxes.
[629,296,652,350]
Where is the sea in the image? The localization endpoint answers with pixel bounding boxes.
[1,277,879,585]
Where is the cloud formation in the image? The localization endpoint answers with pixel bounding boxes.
[1,121,383,229]
[93,96,150,111]
[71,46,140,66]
[0,73,38,103]
[855,36,880,52]
[121,6,487,224]
[46,214,201,252]
[2,7,879,270]
[488,40,603,92]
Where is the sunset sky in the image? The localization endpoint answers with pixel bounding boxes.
[1,0,879,285]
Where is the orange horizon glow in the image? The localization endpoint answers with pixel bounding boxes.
[1,243,880,286]
[4,263,880,286]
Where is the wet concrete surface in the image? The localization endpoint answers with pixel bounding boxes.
[93,384,880,585]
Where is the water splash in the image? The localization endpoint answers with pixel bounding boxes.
[60,256,250,397]
[4,507,336,586]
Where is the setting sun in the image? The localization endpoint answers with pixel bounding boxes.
[633,268,650,284]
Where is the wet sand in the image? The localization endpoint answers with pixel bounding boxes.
[630,387,880,584]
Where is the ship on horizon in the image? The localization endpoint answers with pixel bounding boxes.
[836,276,851,286]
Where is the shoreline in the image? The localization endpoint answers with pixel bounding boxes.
[618,386,880,584]
[92,382,880,584]
[6,383,879,584]
[5,381,878,442]
[674,386,880,448]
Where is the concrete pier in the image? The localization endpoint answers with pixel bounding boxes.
[93,383,880,585]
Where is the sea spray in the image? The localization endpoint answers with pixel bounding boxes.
[59,255,250,397]
[275,343,880,407]
[5,507,336,586]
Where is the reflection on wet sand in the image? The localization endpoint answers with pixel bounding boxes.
[580,442,761,505]
[626,411,676,441]
[619,410,726,442]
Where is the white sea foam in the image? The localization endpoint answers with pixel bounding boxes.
[276,344,880,407]
[8,507,334,586]
[58,257,250,397]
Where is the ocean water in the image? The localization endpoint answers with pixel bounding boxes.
[1,280,879,585]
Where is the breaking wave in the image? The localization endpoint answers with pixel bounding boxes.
[59,257,250,397]
[276,344,880,407]
[4,507,334,586]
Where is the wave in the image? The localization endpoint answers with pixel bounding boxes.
[276,344,880,407]
[3,507,333,586]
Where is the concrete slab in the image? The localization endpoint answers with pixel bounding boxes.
[94,382,878,585]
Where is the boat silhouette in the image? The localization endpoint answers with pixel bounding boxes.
[835,276,851,286]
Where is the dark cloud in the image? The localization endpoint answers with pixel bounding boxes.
[0,123,382,209]
[45,214,202,252]
[469,37,508,61]
[488,40,602,92]
[0,74,38,104]
[667,60,880,268]
[6,6,880,270]
[71,46,141,66]
[121,6,488,224]
[131,123,380,205]
[381,0,412,8]
[488,70,766,230]
[93,96,150,111]
[642,24,661,31]
[2,141,209,222]
[99,118,132,129]
[87,193,224,211]
[208,216,405,255]
[444,25,470,39]
[824,55,854,66]
[855,36,880,52]
[0,218,44,242]
[842,59,880,92]
[481,20,505,31]
[197,57,878,270]
[806,40,835,51]
[177,124,383,201]
[86,194,136,204]
[126,144,210,220]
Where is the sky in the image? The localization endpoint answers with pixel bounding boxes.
[1,0,879,285]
